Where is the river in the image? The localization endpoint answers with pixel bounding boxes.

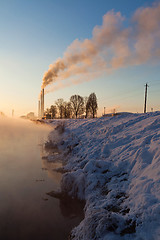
[0,118,83,240]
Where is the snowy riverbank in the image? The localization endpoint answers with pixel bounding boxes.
[47,112,160,240]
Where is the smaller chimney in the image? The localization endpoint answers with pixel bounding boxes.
[38,100,40,118]
[42,88,44,116]
[41,90,43,118]
[12,109,14,117]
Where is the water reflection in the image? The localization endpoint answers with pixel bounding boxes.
[59,197,85,219]
[0,118,84,240]
[43,158,85,219]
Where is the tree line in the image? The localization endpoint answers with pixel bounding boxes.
[45,92,98,119]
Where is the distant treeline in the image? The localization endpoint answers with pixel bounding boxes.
[45,93,98,119]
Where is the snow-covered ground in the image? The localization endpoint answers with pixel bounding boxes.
[47,112,160,240]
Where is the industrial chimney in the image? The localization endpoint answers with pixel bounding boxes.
[40,88,44,118]
[38,100,41,119]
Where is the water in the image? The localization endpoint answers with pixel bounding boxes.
[0,119,84,240]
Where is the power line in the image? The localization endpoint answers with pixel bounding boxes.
[99,88,142,104]
[98,81,160,113]
[98,80,160,104]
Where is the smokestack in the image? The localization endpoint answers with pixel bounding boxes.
[40,88,44,118]
[38,100,40,118]
[41,90,43,118]
[42,88,44,117]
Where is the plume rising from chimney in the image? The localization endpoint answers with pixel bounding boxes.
[41,2,160,93]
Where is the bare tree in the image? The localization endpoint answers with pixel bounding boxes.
[55,98,65,119]
[84,96,89,118]
[87,93,98,118]
[70,95,84,118]
[63,101,73,118]
[50,105,57,118]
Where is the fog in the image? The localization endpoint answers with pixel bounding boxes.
[0,116,83,240]
[0,117,51,140]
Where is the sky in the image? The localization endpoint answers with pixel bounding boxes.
[0,0,160,117]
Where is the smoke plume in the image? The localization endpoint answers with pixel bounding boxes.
[42,2,160,92]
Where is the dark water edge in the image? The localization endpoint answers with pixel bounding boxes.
[0,123,84,240]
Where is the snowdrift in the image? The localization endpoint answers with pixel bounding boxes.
[49,112,160,240]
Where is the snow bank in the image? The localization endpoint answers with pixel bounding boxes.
[49,112,160,240]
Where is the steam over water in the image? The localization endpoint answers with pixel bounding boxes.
[0,118,83,240]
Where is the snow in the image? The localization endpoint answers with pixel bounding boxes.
[47,112,160,240]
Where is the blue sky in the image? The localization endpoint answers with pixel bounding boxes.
[0,0,159,116]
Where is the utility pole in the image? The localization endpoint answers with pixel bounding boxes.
[144,83,149,113]
[104,107,106,116]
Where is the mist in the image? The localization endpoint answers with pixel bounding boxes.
[0,116,78,240]
[0,117,51,141]
[42,2,160,93]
